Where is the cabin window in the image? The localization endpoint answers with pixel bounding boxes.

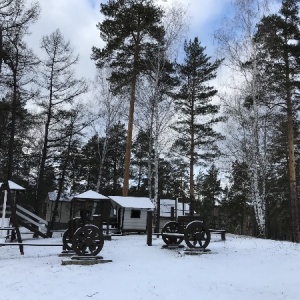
[131,209,141,218]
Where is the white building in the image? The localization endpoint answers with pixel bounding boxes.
[108,196,155,233]
[159,199,190,229]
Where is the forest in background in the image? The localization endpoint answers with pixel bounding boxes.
[1,0,300,242]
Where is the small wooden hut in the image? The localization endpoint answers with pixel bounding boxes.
[45,192,73,229]
[108,196,154,233]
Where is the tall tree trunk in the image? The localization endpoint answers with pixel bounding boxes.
[7,70,17,180]
[0,28,3,73]
[154,92,159,210]
[35,63,54,216]
[285,53,300,242]
[189,126,195,216]
[123,40,139,196]
[96,136,108,192]
[189,85,195,216]
[250,46,265,237]
[47,134,72,236]
[148,96,155,202]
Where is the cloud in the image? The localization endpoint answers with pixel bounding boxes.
[157,0,232,55]
[25,0,104,80]
[24,0,231,80]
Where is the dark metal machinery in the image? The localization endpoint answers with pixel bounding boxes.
[62,198,111,256]
[161,216,211,249]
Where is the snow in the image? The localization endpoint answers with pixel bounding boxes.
[47,192,73,202]
[73,190,109,200]
[0,233,299,300]
[109,196,155,209]
[0,181,25,191]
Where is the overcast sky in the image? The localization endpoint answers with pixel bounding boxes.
[25,0,233,81]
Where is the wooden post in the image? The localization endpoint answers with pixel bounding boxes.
[146,210,152,246]
[106,218,109,235]
[3,182,24,254]
[155,198,160,237]
[171,207,175,221]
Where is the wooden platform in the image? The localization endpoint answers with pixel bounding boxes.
[184,248,211,255]
[209,229,226,240]
[0,227,15,231]
[61,256,112,265]
[0,242,63,246]
[162,244,185,249]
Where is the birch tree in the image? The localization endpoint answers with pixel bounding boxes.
[91,67,126,193]
[214,0,273,236]
[135,2,188,206]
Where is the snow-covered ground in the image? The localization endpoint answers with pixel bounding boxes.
[0,232,299,300]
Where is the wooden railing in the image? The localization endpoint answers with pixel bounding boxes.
[15,204,49,238]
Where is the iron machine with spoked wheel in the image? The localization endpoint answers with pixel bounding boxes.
[161,216,211,249]
[62,191,112,256]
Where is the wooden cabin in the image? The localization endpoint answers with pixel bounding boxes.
[45,192,73,229]
[108,196,154,233]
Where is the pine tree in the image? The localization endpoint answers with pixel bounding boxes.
[222,161,252,235]
[172,37,223,214]
[200,164,222,226]
[131,129,153,195]
[0,0,40,180]
[255,0,300,242]
[92,0,164,196]
[79,123,126,195]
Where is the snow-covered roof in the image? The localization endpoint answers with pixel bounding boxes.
[0,180,25,191]
[109,196,155,209]
[72,190,109,201]
[160,199,189,217]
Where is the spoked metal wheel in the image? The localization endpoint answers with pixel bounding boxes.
[62,229,73,251]
[72,225,104,256]
[161,221,183,245]
[184,221,211,249]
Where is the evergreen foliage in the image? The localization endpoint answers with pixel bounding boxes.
[171,37,223,213]
[1,0,300,243]
[78,123,126,196]
[255,0,300,241]
[199,164,222,226]
[92,0,164,196]
[222,161,254,235]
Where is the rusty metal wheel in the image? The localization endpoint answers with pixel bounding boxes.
[161,221,183,245]
[72,224,104,256]
[184,221,211,249]
[62,229,72,250]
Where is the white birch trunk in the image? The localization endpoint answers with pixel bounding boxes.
[96,135,108,192]
[248,19,266,236]
[251,58,266,236]
[215,0,270,236]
